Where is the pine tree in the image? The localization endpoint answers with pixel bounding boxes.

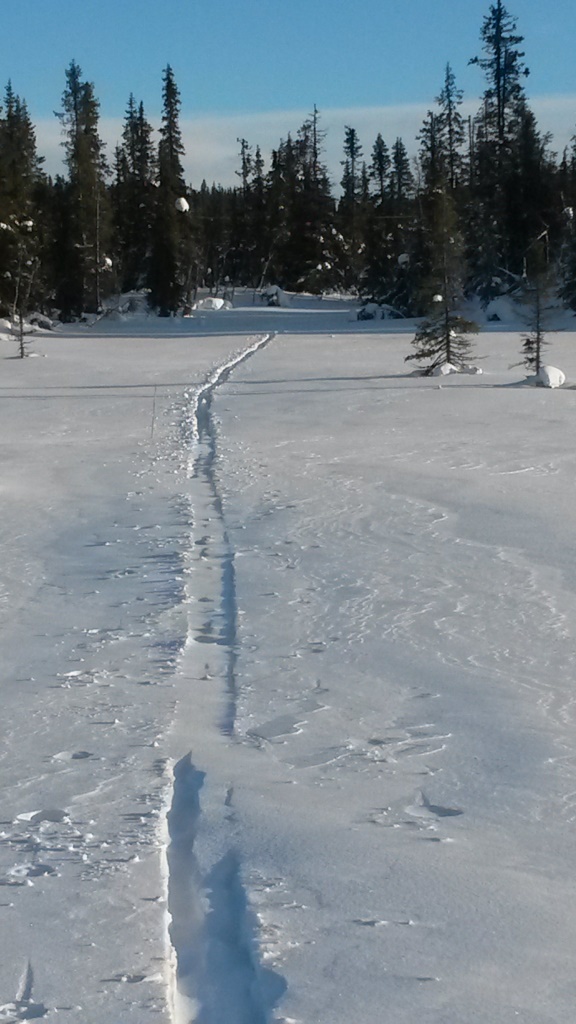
[0,82,45,322]
[389,138,414,205]
[520,239,551,374]
[436,64,466,190]
[54,60,110,317]
[418,111,446,191]
[112,95,156,290]
[147,65,188,314]
[469,0,530,152]
[406,188,478,372]
[339,126,365,288]
[369,133,391,207]
[465,3,550,302]
[262,113,337,293]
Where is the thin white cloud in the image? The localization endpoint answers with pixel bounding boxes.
[37,96,576,188]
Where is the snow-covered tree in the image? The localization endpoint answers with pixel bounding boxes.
[407,307,479,373]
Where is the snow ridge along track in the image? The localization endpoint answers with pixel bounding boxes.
[164,333,279,1024]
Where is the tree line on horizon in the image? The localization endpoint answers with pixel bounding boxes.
[1,0,576,326]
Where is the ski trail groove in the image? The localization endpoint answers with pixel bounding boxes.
[188,333,274,736]
[165,334,282,1024]
[166,755,206,1024]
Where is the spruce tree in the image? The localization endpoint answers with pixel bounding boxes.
[54,60,110,317]
[435,64,466,190]
[369,133,390,207]
[520,239,551,374]
[147,65,188,314]
[112,95,156,291]
[0,82,45,321]
[470,0,529,152]
[339,126,364,287]
[406,188,478,372]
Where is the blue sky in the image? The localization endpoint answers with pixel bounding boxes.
[6,0,576,185]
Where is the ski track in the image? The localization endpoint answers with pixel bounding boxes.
[165,333,285,1024]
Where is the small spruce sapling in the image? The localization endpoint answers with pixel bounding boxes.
[520,238,552,377]
[406,301,479,374]
[406,187,478,373]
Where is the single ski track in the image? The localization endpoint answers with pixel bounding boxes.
[164,332,283,1024]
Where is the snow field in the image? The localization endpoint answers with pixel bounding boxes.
[1,310,576,1022]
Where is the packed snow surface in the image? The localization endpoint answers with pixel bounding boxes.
[1,297,576,1023]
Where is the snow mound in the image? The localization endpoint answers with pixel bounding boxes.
[192,297,232,311]
[431,362,483,377]
[28,312,55,331]
[432,362,459,376]
[485,295,520,323]
[536,365,565,388]
[357,302,405,321]
[260,285,291,307]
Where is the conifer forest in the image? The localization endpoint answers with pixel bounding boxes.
[2,1,576,323]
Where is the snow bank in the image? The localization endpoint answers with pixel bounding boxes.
[428,362,483,377]
[193,296,233,311]
[357,302,405,320]
[536,364,566,388]
[485,295,520,323]
[432,362,460,376]
[260,285,291,307]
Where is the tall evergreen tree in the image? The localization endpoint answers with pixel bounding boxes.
[0,82,45,319]
[54,60,110,317]
[147,65,188,314]
[339,126,365,287]
[470,0,530,151]
[112,94,156,290]
[436,64,466,190]
[369,133,391,207]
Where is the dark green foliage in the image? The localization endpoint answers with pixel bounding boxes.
[112,95,156,291]
[407,311,479,373]
[54,60,111,317]
[0,82,45,319]
[147,65,187,314]
[406,187,479,371]
[520,241,552,373]
[436,64,466,190]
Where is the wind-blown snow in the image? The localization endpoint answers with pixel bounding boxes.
[1,300,576,1023]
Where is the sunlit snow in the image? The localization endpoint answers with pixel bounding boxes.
[1,295,576,1023]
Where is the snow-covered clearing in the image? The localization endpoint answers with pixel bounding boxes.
[1,300,576,1023]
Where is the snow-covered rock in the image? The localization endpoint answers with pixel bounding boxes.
[432,362,460,376]
[536,365,565,388]
[193,296,232,311]
[429,361,483,377]
[28,312,55,331]
[357,302,378,320]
